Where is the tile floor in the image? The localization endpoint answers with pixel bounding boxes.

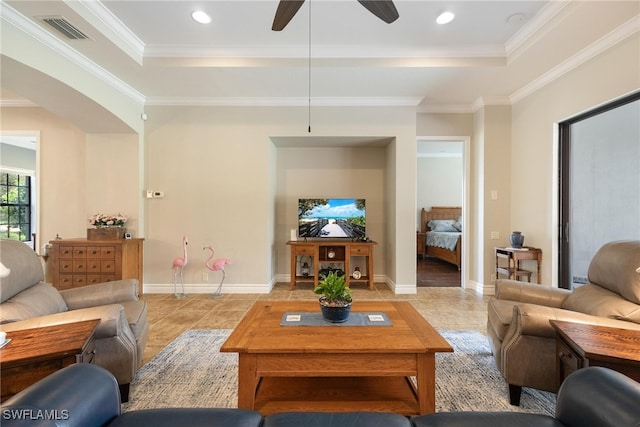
[141,282,490,364]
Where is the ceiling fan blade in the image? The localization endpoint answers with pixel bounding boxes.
[357,0,399,24]
[272,0,306,31]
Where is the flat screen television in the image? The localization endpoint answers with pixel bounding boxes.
[298,198,366,239]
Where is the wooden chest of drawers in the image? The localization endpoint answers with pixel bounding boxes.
[48,238,144,295]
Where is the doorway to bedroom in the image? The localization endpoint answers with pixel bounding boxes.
[416,139,463,287]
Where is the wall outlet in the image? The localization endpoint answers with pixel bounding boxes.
[490,231,499,240]
[202,272,209,281]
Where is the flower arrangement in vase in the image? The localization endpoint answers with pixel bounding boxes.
[88,213,127,228]
[87,213,127,239]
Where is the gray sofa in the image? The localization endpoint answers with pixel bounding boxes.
[0,239,148,401]
[1,363,639,427]
[487,239,640,405]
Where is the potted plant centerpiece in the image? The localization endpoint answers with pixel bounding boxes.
[314,271,352,323]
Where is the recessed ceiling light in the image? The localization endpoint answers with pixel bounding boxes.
[436,11,455,25]
[192,10,211,24]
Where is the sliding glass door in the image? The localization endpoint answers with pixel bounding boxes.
[558,92,640,289]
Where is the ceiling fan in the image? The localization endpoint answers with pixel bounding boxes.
[272,0,399,31]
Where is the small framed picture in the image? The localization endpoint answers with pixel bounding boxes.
[124,232,132,239]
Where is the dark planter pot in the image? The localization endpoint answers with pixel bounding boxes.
[319,301,352,323]
[510,231,525,249]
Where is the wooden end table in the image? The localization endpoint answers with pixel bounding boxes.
[0,319,99,402]
[221,301,453,415]
[495,246,542,283]
[550,320,640,389]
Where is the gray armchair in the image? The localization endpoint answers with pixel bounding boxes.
[487,240,640,405]
[0,239,148,401]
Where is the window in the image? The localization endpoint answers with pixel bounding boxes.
[0,172,32,241]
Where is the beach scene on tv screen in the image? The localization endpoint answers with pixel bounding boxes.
[298,198,366,238]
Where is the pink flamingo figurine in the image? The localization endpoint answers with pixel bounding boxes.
[203,245,232,297]
[172,236,188,298]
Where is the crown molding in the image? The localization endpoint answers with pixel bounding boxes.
[145,96,423,107]
[511,15,640,104]
[505,1,570,61]
[67,0,145,64]
[1,2,145,105]
[416,104,474,114]
[143,44,506,60]
[0,98,38,107]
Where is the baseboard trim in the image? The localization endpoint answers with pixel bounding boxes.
[143,283,273,294]
[469,280,494,296]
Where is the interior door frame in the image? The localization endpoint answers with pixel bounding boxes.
[416,136,470,290]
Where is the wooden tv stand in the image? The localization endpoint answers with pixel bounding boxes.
[287,240,376,290]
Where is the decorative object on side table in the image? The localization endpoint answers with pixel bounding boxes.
[301,261,310,277]
[87,213,127,239]
[509,231,524,248]
[314,271,352,323]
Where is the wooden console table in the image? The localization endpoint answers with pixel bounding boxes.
[287,240,376,290]
[495,246,542,283]
[550,320,640,389]
[0,319,99,402]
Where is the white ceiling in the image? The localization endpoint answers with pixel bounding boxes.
[1,1,638,127]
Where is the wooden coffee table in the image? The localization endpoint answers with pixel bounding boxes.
[0,319,99,402]
[550,320,640,388]
[220,301,452,415]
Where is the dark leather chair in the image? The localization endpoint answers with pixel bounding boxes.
[412,367,640,427]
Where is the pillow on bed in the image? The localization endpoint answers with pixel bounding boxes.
[453,216,462,231]
[428,219,458,232]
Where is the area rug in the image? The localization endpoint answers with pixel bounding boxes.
[122,329,556,415]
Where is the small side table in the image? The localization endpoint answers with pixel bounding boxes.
[0,319,99,402]
[495,246,542,283]
[550,320,640,389]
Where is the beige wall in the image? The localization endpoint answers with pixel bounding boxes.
[480,105,512,286]
[142,105,416,293]
[275,146,386,282]
[86,134,141,236]
[1,107,86,245]
[413,32,640,291]
[511,32,640,286]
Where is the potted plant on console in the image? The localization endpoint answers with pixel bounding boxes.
[314,271,352,323]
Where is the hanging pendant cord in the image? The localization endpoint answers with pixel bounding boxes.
[307,0,312,133]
